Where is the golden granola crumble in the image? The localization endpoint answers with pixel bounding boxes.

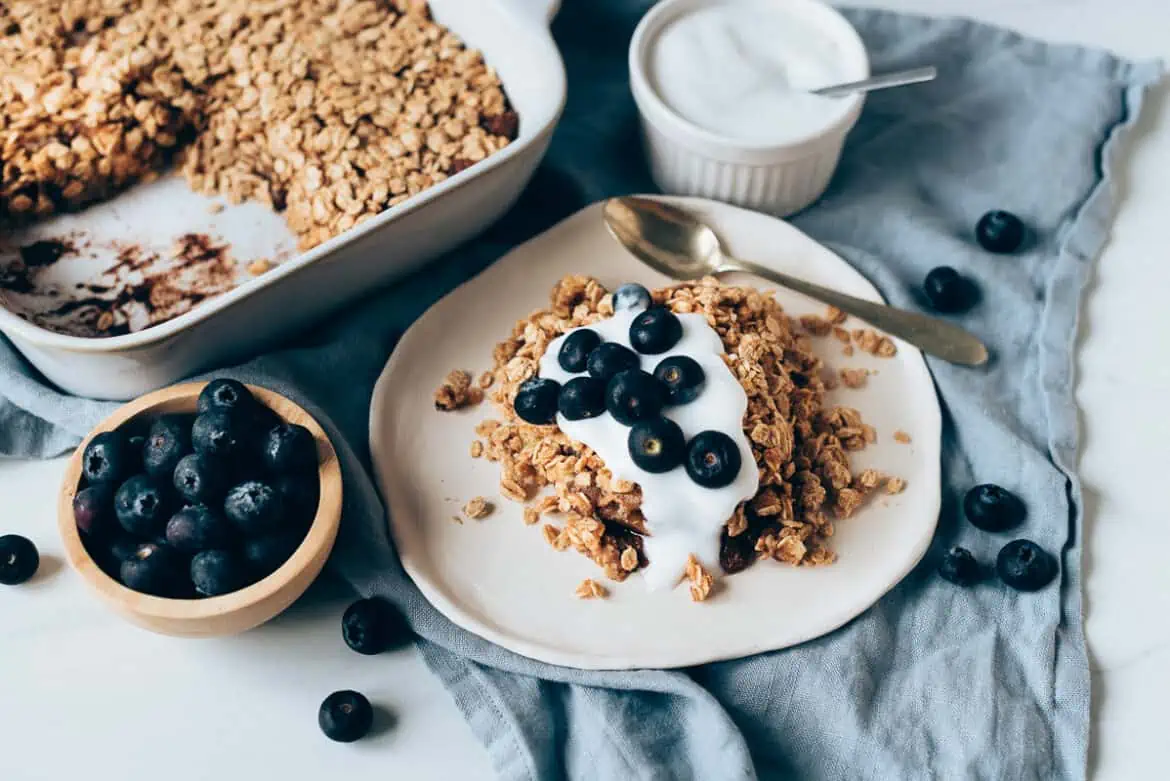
[685,555,714,602]
[462,496,492,520]
[894,430,912,444]
[469,440,484,458]
[839,368,869,389]
[574,579,608,599]
[826,306,847,325]
[247,259,272,277]
[433,369,479,411]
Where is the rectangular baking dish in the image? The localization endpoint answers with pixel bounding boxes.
[0,0,565,401]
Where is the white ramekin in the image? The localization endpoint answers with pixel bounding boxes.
[629,0,870,216]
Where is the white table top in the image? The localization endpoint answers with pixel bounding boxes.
[3,2,1167,778]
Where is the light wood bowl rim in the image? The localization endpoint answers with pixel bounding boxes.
[57,382,342,626]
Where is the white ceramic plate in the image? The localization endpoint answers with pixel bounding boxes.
[369,197,941,670]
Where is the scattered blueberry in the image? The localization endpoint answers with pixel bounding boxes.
[224,480,284,535]
[114,474,172,538]
[628,417,685,473]
[142,415,192,479]
[0,535,39,585]
[653,356,705,405]
[923,267,974,313]
[197,378,255,416]
[963,484,1025,532]
[512,377,561,425]
[586,342,640,382]
[557,376,606,421]
[342,597,412,655]
[173,453,228,505]
[996,539,1057,591]
[119,543,180,596]
[605,369,666,426]
[73,484,115,538]
[685,431,742,489]
[612,283,653,312]
[242,530,304,579]
[166,505,232,553]
[629,307,682,355]
[192,410,246,460]
[938,546,981,586]
[274,474,319,530]
[190,549,247,597]
[976,210,1025,254]
[81,431,131,484]
[261,423,317,475]
[318,690,374,743]
[557,329,602,374]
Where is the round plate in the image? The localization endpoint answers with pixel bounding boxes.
[369,196,941,670]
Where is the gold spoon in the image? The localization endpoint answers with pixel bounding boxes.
[603,196,989,367]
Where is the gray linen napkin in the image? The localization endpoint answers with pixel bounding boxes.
[1,5,1161,779]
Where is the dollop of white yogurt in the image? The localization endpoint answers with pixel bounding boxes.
[539,303,759,591]
[647,1,850,144]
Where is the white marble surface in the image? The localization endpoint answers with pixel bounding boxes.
[3,1,1167,778]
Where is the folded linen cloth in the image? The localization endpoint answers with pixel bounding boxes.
[0,4,1161,779]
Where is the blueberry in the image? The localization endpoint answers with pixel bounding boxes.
[119,543,181,596]
[512,377,561,425]
[557,329,602,374]
[557,376,606,421]
[318,690,374,743]
[107,533,141,566]
[938,546,981,586]
[653,356,705,405]
[172,453,228,505]
[261,423,317,475]
[923,267,974,313]
[81,431,132,484]
[192,410,246,460]
[242,530,305,579]
[274,474,319,530]
[197,378,255,416]
[996,539,1057,591]
[612,283,652,312]
[73,484,115,538]
[224,480,284,535]
[976,210,1025,254]
[627,417,685,473]
[127,434,147,473]
[166,505,232,553]
[685,431,742,489]
[342,597,412,655]
[190,549,247,597]
[142,415,192,479]
[963,484,1025,532]
[0,535,39,585]
[586,342,640,382]
[629,307,683,355]
[605,369,666,426]
[114,474,172,538]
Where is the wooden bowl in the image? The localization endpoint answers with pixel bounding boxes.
[57,382,342,638]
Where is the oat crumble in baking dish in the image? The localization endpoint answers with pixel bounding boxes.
[436,275,904,601]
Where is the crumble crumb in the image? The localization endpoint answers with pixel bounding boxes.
[885,477,907,495]
[826,306,847,325]
[462,497,493,520]
[478,371,496,390]
[247,259,272,277]
[434,370,479,411]
[620,547,639,571]
[839,368,870,389]
[575,579,608,599]
[523,507,541,526]
[843,344,855,356]
[207,202,226,215]
[685,555,714,602]
[470,440,484,458]
[799,314,832,336]
[894,430,912,444]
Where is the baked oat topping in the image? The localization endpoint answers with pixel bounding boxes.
[839,368,869,389]
[894,430,912,444]
[462,496,493,520]
[685,555,714,602]
[433,369,480,411]
[574,578,608,599]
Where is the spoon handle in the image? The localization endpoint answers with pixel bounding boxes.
[719,256,988,366]
[811,66,937,98]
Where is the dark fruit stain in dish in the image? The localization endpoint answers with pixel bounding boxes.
[19,238,74,267]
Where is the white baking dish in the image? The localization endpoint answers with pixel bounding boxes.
[0,0,565,401]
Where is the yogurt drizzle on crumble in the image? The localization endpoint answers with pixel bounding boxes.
[538,300,759,591]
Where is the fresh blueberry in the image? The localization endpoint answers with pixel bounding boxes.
[166,505,232,552]
[964,484,1025,532]
[976,210,1025,254]
[923,267,974,313]
[73,484,115,538]
[261,423,317,475]
[191,410,246,460]
[242,529,305,579]
[996,539,1057,591]
[142,415,192,479]
[119,543,181,596]
[114,474,172,538]
[274,474,319,530]
[107,533,141,566]
[172,453,228,505]
[197,378,255,416]
[126,434,147,473]
[512,377,561,425]
[612,283,653,312]
[653,356,705,405]
[342,597,412,655]
[0,535,39,585]
[938,546,981,586]
[318,690,374,743]
[628,417,686,473]
[586,342,640,382]
[557,376,606,421]
[224,480,284,535]
[190,549,247,597]
[81,431,132,484]
[629,307,683,355]
[605,369,666,426]
[557,329,602,374]
[685,431,742,489]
